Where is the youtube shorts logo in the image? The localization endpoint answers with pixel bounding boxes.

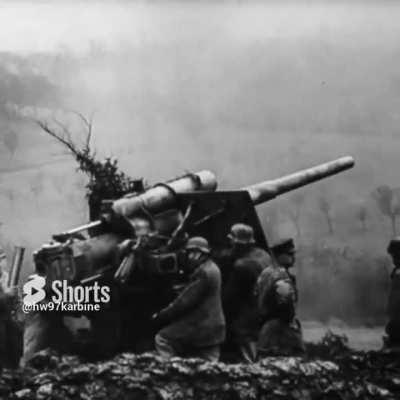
[23,275,46,306]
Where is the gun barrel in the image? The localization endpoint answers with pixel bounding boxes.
[244,156,355,205]
[7,246,25,288]
[113,170,217,218]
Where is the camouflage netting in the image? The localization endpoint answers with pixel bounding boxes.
[1,343,399,400]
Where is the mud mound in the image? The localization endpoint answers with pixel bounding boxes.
[1,345,399,400]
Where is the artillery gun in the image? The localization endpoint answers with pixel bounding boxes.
[30,156,354,357]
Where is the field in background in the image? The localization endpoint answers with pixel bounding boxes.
[303,321,384,351]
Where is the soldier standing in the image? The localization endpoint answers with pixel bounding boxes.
[153,237,225,361]
[222,223,271,363]
[0,284,20,367]
[384,237,400,349]
[22,269,74,365]
[271,239,299,301]
[0,250,22,368]
[0,250,9,292]
[256,238,304,358]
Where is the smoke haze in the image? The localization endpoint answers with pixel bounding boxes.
[0,0,399,322]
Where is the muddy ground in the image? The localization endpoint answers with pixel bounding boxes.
[1,327,399,400]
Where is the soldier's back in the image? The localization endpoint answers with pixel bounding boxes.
[257,265,291,319]
[386,268,400,346]
[388,268,400,318]
[256,266,304,358]
[158,259,226,348]
[223,247,271,343]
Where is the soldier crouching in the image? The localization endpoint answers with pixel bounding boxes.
[153,237,225,361]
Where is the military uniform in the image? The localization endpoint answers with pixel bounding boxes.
[22,309,73,365]
[223,224,271,362]
[0,288,16,367]
[154,237,225,361]
[257,238,304,358]
[271,239,299,301]
[0,251,22,368]
[0,296,23,368]
[385,238,400,348]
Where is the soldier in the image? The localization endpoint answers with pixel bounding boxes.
[271,239,298,301]
[0,250,22,368]
[22,269,74,365]
[256,238,304,358]
[0,250,9,292]
[384,237,400,349]
[222,223,271,363]
[153,236,225,361]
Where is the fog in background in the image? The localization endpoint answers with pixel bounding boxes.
[1,0,399,323]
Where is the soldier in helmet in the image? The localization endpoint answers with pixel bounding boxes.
[256,238,304,358]
[222,223,271,363]
[384,237,400,349]
[153,236,225,361]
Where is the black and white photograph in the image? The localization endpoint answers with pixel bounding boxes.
[0,1,399,399]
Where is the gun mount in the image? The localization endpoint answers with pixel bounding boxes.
[31,156,354,357]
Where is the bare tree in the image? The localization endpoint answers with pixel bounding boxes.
[35,112,141,220]
[285,192,305,238]
[2,129,19,157]
[355,203,368,232]
[5,188,15,211]
[318,195,334,234]
[30,173,44,198]
[5,189,14,202]
[35,111,95,168]
[264,206,281,241]
[372,185,400,236]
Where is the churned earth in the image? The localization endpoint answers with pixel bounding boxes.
[0,328,399,400]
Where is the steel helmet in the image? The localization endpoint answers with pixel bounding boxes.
[185,236,210,254]
[228,223,255,245]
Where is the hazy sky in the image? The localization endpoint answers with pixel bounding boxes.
[0,1,399,53]
[1,0,400,252]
